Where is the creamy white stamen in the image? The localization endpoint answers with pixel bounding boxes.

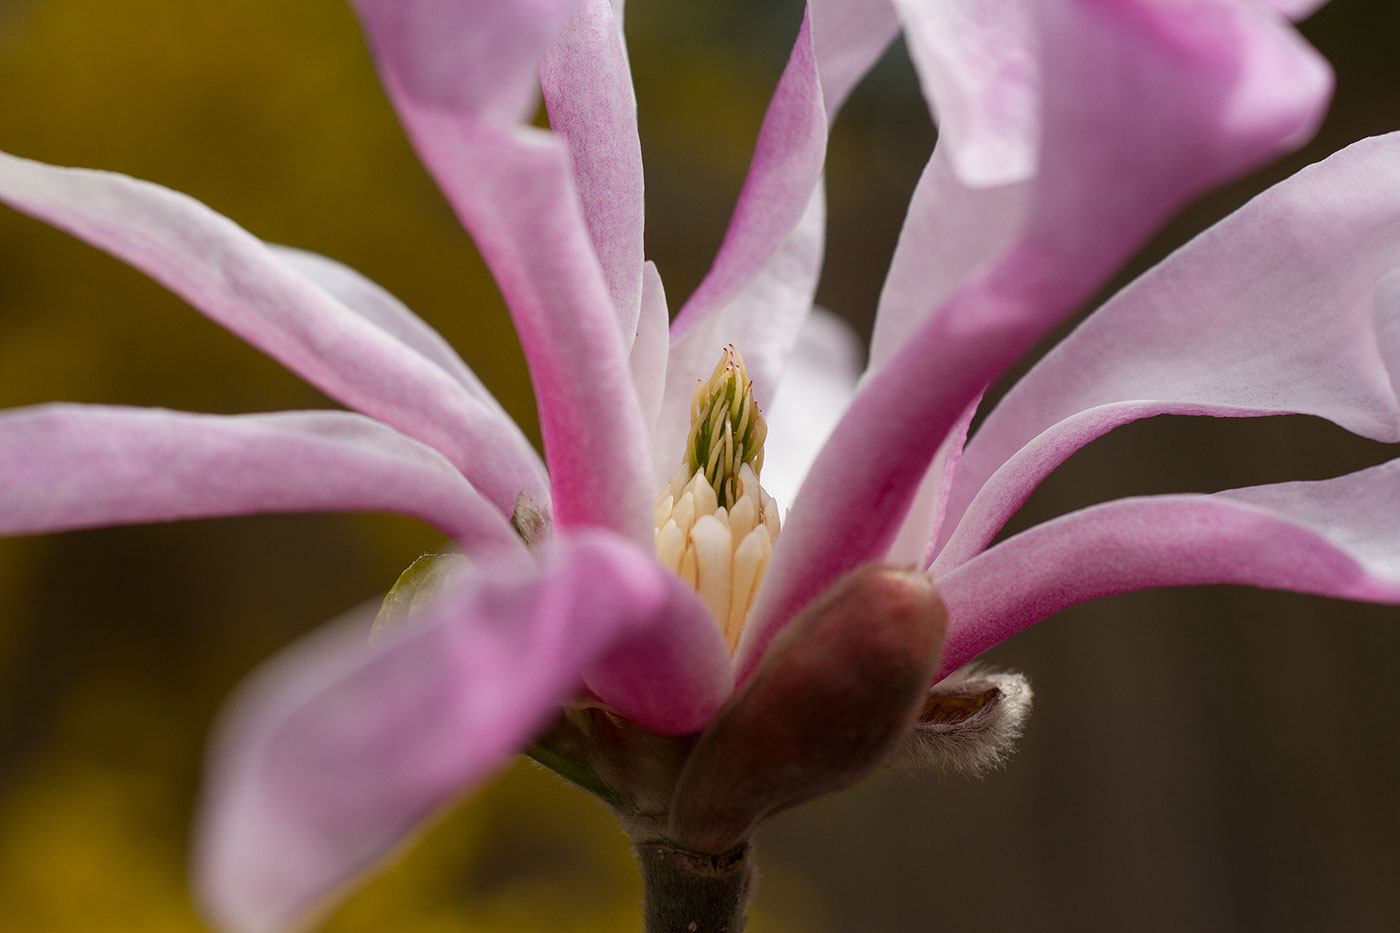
[653,349,781,652]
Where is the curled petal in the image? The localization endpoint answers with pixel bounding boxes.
[935,460,1400,677]
[196,531,730,933]
[355,0,652,542]
[869,141,1030,371]
[743,0,1333,680]
[0,152,546,517]
[0,405,522,555]
[938,132,1400,570]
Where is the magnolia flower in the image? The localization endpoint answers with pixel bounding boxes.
[2,0,1398,931]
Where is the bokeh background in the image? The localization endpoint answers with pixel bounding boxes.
[2,1,1399,930]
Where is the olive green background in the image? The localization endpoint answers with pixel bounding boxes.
[1,1,1398,930]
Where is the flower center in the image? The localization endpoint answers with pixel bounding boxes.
[653,348,781,652]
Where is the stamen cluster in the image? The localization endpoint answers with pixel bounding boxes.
[685,347,767,510]
[656,348,781,651]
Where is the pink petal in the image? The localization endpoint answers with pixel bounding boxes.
[580,545,736,735]
[348,0,575,125]
[195,530,729,933]
[0,405,523,555]
[653,193,826,487]
[808,0,900,115]
[671,8,826,334]
[740,0,1333,679]
[868,123,1031,371]
[934,459,1400,677]
[0,152,546,518]
[892,0,1038,188]
[678,0,900,327]
[353,0,652,542]
[1264,0,1329,20]
[655,4,896,482]
[937,132,1400,571]
[540,0,645,346]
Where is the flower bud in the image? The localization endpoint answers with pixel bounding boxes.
[666,566,948,855]
[370,552,469,643]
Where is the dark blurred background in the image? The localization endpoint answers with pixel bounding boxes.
[1,1,1398,930]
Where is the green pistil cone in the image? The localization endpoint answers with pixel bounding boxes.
[686,348,766,509]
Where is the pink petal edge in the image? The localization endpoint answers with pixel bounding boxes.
[0,405,522,555]
[936,131,1400,571]
[935,458,1400,677]
[0,151,546,518]
[355,0,653,542]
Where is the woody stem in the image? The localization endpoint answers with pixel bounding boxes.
[634,840,754,933]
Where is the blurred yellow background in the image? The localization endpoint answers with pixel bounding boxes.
[2,1,1399,931]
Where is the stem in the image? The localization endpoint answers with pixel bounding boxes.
[634,841,754,933]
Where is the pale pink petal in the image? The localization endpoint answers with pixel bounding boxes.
[654,193,826,486]
[0,152,546,517]
[868,0,1037,374]
[892,0,1037,188]
[348,0,575,125]
[935,459,1400,677]
[937,132,1400,571]
[809,0,900,116]
[760,309,863,510]
[669,0,898,333]
[671,8,826,334]
[0,405,523,555]
[629,261,670,457]
[267,246,550,495]
[868,136,1030,370]
[736,317,996,678]
[657,4,896,480]
[353,0,651,542]
[540,0,645,346]
[195,530,729,933]
[740,0,1333,679]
